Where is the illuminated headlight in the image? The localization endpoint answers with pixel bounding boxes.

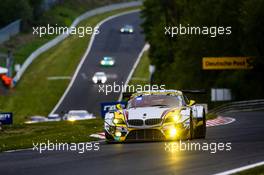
[113,118,124,124]
[68,117,76,122]
[101,77,107,83]
[169,128,177,137]
[109,61,114,65]
[115,131,122,137]
[120,28,124,32]
[129,29,133,33]
[92,77,98,83]
[165,114,181,123]
[100,60,105,65]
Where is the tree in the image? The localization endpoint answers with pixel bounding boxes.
[0,0,32,29]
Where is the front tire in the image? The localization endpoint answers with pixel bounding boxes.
[104,130,114,143]
[188,116,194,140]
[193,110,206,139]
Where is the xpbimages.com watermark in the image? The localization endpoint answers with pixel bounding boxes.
[98,82,166,95]
[165,141,232,154]
[32,140,100,154]
[32,24,100,37]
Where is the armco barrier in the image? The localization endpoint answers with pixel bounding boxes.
[0,20,21,44]
[13,1,142,84]
[208,99,264,114]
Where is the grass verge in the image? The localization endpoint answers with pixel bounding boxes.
[206,113,217,120]
[0,119,103,152]
[234,165,264,175]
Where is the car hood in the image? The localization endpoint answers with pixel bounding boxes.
[126,107,172,120]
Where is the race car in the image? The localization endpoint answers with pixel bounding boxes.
[64,110,95,122]
[100,57,115,67]
[104,90,206,142]
[92,72,107,84]
[120,25,134,33]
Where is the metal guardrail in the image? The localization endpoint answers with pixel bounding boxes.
[13,1,142,84]
[0,20,21,44]
[208,99,264,114]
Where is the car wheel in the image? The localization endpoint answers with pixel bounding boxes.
[188,116,194,140]
[194,110,206,139]
[105,130,114,143]
[201,110,206,138]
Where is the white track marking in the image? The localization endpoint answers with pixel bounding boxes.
[214,160,264,175]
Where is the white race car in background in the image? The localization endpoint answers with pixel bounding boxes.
[64,110,95,122]
[100,56,115,67]
[92,72,107,84]
[120,25,134,34]
[47,114,61,121]
[25,116,48,124]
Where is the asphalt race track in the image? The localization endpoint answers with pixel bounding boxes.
[0,111,264,175]
[53,11,145,116]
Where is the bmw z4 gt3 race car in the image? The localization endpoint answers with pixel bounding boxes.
[104,90,206,142]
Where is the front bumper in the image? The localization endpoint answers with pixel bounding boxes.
[105,122,189,142]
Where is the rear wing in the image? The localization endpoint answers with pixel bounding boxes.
[181,89,206,94]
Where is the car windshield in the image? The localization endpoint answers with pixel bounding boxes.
[95,72,105,77]
[127,95,184,108]
[104,57,111,60]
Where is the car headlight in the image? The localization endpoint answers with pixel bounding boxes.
[92,77,98,83]
[164,114,181,123]
[113,118,125,124]
[120,28,124,32]
[129,29,133,33]
[109,61,114,65]
[115,131,122,137]
[68,117,76,122]
[101,60,105,65]
[169,128,177,137]
[101,77,107,83]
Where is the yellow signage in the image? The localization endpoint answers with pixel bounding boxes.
[203,57,253,70]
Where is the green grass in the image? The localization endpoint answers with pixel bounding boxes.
[0,119,103,152]
[129,51,150,86]
[0,7,141,125]
[206,113,217,120]
[234,165,264,175]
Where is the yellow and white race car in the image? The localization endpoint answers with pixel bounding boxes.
[104,90,206,142]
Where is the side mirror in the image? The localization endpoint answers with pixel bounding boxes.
[189,100,196,106]
[116,104,123,110]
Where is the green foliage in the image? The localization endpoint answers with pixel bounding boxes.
[142,0,264,101]
[0,0,32,28]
